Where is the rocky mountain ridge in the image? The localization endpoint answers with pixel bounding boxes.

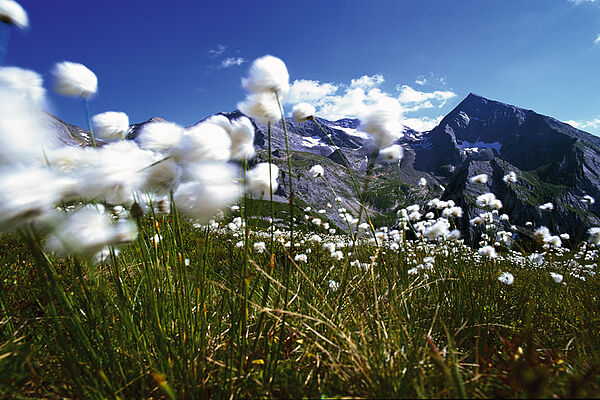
[46,93,600,240]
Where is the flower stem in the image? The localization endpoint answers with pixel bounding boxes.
[83,97,97,149]
[0,21,10,66]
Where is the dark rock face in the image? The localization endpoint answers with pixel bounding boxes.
[47,92,600,239]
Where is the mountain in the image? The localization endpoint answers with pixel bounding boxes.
[46,93,600,240]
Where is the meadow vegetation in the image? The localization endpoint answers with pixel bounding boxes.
[1,2,600,397]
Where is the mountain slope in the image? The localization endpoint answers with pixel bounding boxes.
[47,93,600,239]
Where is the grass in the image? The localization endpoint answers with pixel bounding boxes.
[1,206,599,398]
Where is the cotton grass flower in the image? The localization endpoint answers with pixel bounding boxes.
[550,272,563,283]
[52,61,98,98]
[470,174,488,184]
[539,202,554,211]
[135,120,184,153]
[242,55,289,99]
[380,144,404,162]
[237,92,281,124]
[74,141,156,205]
[583,194,595,205]
[359,98,404,148]
[174,163,239,222]
[92,111,129,141]
[0,86,53,165]
[498,271,514,285]
[0,167,76,232]
[246,162,279,198]
[309,164,324,178]
[228,117,255,160]
[0,0,28,29]
[476,192,497,208]
[478,245,497,258]
[46,205,137,256]
[587,227,600,245]
[293,102,316,122]
[172,121,231,165]
[503,171,517,183]
[418,177,427,186]
[0,67,45,106]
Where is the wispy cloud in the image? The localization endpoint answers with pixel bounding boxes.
[207,44,227,59]
[594,33,600,45]
[415,76,428,86]
[286,73,456,131]
[220,57,246,68]
[565,118,600,131]
[568,0,597,4]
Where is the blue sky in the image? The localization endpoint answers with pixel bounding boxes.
[6,0,600,133]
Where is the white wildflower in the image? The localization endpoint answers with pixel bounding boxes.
[550,272,563,283]
[52,61,98,98]
[380,144,403,162]
[172,121,231,165]
[253,241,266,253]
[309,164,324,178]
[92,111,129,141]
[478,245,497,258]
[294,254,308,263]
[470,174,488,184]
[241,55,289,99]
[293,102,316,122]
[502,171,517,183]
[246,162,279,198]
[0,0,28,29]
[359,98,404,148]
[583,194,595,205]
[46,206,137,256]
[174,163,239,222]
[237,92,281,124]
[135,121,184,153]
[498,271,514,285]
[0,67,45,106]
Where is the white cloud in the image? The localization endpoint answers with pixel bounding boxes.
[349,74,385,90]
[286,74,455,131]
[396,85,457,111]
[220,57,246,68]
[565,118,600,130]
[402,116,444,132]
[208,44,227,59]
[568,0,596,4]
[287,79,339,104]
[594,33,600,45]
[415,76,428,86]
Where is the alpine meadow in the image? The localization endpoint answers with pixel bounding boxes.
[2,1,600,398]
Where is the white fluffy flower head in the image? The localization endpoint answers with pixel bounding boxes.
[380,144,404,162]
[171,122,232,165]
[136,120,184,153]
[174,163,239,222]
[246,162,279,198]
[0,0,28,29]
[238,92,281,124]
[242,55,290,99]
[309,164,324,178]
[503,171,517,183]
[46,205,137,256]
[359,98,404,148]
[470,174,488,184]
[293,103,316,122]
[53,61,98,98]
[498,271,514,285]
[92,111,129,141]
[0,67,45,106]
